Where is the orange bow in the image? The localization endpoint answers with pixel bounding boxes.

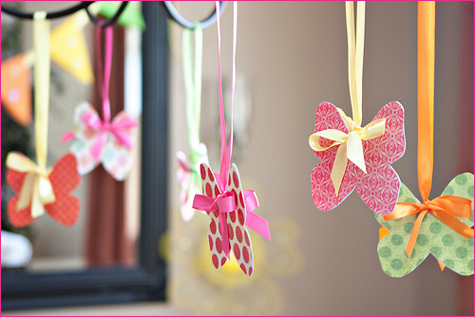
[385,196,473,258]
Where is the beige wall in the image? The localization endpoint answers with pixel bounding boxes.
[5,1,472,316]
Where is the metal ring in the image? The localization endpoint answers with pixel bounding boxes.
[0,1,93,19]
[85,1,129,28]
[162,1,227,30]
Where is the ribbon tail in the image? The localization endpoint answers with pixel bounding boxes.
[438,260,446,271]
[347,131,367,173]
[219,213,231,259]
[330,142,349,196]
[31,176,45,218]
[245,211,271,241]
[111,130,134,150]
[243,190,259,212]
[90,131,108,162]
[17,173,35,210]
[405,210,428,258]
[432,210,474,239]
[61,131,75,143]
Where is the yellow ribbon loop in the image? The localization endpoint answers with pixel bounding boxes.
[309,2,386,195]
[309,114,386,195]
[385,196,473,258]
[6,153,55,218]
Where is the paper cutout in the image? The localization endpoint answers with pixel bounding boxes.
[310,101,406,215]
[177,144,209,221]
[97,1,146,30]
[67,102,136,181]
[375,174,474,277]
[194,163,257,275]
[1,53,33,126]
[7,153,81,227]
[50,10,93,84]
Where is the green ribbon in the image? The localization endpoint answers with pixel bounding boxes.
[183,24,206,199]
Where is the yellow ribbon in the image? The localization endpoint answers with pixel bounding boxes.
[6,153,55,218]
[5,12,55,219]
[309,1,386,195]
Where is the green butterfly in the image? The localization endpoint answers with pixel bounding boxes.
[375,173,474,277]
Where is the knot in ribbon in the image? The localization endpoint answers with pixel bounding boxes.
[309,109,386,195]
[82,111,136,162]
[193,191,237,258]
[6,152,55,218]
[385,195,473,258]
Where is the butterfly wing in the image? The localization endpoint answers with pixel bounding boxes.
[227,163,255,276]
[312,102,350,162]
[365,101,406,167]
[69,102,100,175]
[44,153,81,226]
[355,164,401,216]
[434,173,474,275]
[101,111,136,181]
[355,102,406,215]
[6,164,35,227]
[376,184,431,277]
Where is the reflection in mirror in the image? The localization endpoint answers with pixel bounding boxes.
[1,1,142,273]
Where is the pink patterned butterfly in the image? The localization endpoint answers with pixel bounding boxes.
[310,101,406,215]
[63,102,137,181]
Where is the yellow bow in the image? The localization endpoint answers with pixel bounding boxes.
[309,109,386,195]
[6,152,55,218]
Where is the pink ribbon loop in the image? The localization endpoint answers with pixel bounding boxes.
[243,190,271,241]
[193,191,236,258]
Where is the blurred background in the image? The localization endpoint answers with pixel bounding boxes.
[2,1,473,316]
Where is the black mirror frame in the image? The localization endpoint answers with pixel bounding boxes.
[1,2,169,311]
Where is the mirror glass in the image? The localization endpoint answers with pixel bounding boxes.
[1,1,143,273]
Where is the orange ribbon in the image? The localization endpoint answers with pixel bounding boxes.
[385,196,473,258]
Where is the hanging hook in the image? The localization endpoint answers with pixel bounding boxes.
[162,1,228,30]
[1,1,94,19]
[85,1,129,29]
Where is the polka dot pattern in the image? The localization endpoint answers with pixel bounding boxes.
[376,173,474,277]
[312,101,406,215]
[200,162,255,276]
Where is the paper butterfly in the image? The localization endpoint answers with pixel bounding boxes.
[375,173,474,277]
[196,163,255,276]
[310,101,406,215]
[7,153,81,227]
[176,143,209,221]
[65,102,137,181]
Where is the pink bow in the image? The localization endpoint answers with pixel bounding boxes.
[82,109,136,162]
[193,191,236,257]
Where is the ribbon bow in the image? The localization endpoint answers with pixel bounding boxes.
[6,153,55,218]
[82,109,136,162]
[309,110,386,194]
[193,191,237,257]
[385,196,473,258]
[193,187,271,259]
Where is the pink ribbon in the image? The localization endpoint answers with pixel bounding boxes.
[242,190,272,241]
[62,21,136,160]
[193,190,236,258]
[216,1,237,192]
[82,111,136,162]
